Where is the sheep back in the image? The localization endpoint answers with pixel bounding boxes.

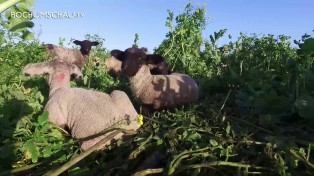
[130,66,199,109]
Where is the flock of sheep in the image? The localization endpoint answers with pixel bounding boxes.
[23,40,200,151]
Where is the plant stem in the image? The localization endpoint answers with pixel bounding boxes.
[216,89,232,119]
[0,161,45,176]
[289,149,314,170]
[169,147,211,174]
[129,134,153,160]
[133,168,164,176]
[172,161,271,175]
[307,144,311,161]
[0,0,21,14]
[44,129,125,176]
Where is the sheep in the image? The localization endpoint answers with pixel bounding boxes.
[110,48,199,110]
[141,47,172,75]
[104,56,123,78]
[107,47,171,78]
[23,59,139,151]
[45,40,99,68]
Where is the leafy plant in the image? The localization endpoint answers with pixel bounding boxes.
[0,0,35,40]
[132,33,140,48]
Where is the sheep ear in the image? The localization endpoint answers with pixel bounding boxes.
[111,49,124,61]
[73,40,82,45]
[92,41,99,46]
[146,54,165,65]
[70,65,83,81]
[23,62,51,77]
[140,47,148,53]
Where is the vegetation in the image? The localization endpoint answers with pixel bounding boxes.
[0,0,35,40]
[1,2,314,176]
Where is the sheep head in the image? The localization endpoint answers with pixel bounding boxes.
[73,40,99,55]
[111,48,166,77]
[23,59,83,85]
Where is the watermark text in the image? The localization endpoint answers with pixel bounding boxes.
[10,11,84,19]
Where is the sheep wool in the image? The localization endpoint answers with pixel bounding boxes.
[111,48,199,110]
[23,59,139,151]
[45,44,88,68]
[104,56,123,78]
[45,40,99,68]
[129,65,199,110]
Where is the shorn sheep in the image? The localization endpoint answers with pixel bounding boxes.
[111,48,199,110]
[23,59,140,151]
[45,40,99,68]
[105,47,171,78]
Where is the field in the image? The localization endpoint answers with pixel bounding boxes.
[1,2,314,176]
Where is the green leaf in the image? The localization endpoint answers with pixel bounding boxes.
[83,75,88,85]
[210,139,218,147]
[38,111,49,125]
[13,90,25,100]
[226,123,231,135]
[157,139,163,145]
[50,129,63,140]
[16,2,30,13]
[42,147,53,158]
[117,140,123,147]
[22,30,34,40]
[35,91,44,103]
[23,139,39,163]
[186,132,201,141]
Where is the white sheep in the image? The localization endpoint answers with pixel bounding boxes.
[45,40,99,68]
[111,48,199,110]
[23,59,139,151]
[106,47,171,78]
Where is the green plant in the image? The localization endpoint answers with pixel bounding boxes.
[155,2,208,78]
[132,33,140,48]
[0,0,35,40]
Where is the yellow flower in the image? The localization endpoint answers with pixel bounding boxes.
[22,85,31,94]
[137,114,143,127]
[11,161,25,168]
[24,150,32,160]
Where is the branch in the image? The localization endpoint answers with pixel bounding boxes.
[0,0,21,14]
